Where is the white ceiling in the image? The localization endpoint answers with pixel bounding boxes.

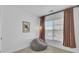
[17,5,75,17]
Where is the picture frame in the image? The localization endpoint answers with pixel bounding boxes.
[22,21,30,33]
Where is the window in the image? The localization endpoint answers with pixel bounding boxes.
[45,21,53,30]
[45,21,53,40]
[45,12,64,43]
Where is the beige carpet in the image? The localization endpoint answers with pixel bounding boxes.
[15,46,73,53]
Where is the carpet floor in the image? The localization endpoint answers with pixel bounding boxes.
[15,46,73,53]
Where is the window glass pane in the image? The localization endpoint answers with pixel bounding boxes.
[45,12,64,43]
[45,21,53,30]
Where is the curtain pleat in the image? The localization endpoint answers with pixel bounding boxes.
[63,8,76,48]
[39,16,45,41]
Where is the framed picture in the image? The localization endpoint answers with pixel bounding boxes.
[22,21,30,33]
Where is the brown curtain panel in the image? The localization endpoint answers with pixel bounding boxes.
[39,16,45,41]
[63,8,76,48]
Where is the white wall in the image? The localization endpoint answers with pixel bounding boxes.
[1,6,39,52]
[0,6,2,52]
[74,7,79,48]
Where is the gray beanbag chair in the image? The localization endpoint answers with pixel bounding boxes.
[30,38,47,51]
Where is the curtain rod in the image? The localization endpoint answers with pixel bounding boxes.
[41,5,79,17]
